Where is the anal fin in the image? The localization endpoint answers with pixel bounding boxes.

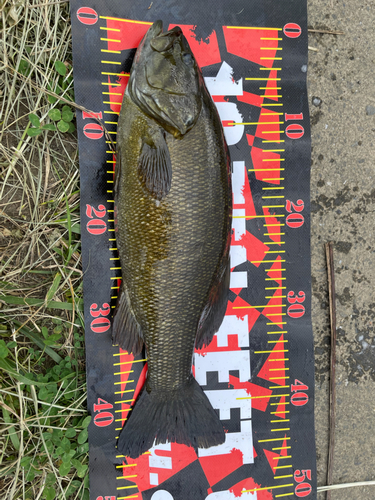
[112,281,143,355]
[195,253,230,350]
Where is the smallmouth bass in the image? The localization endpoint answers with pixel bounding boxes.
[113,20,232,459]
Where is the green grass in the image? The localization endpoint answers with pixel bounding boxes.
[0,1,90,498]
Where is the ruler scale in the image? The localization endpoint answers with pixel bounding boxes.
[71,1,316,499]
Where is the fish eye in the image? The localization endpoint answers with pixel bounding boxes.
[182,53,194,67]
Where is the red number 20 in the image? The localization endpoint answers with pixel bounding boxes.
[286,199,304,229]
[86,204,107,235]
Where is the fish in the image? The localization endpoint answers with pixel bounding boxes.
[113,20,232,459]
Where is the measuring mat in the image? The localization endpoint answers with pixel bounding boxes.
[71,0,317,498]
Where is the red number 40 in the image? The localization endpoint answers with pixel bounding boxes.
[291,379,309,407]
[93,398,114,428]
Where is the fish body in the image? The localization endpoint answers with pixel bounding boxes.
[113,20,232,459]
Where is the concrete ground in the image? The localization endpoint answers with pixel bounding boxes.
[307,0,375,498]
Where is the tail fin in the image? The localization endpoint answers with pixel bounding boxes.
[117,376,225,458]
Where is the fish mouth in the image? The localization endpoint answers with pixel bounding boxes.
[150,25,183,53]
[148,19,163,38]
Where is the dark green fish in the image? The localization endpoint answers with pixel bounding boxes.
[113,20,232,459]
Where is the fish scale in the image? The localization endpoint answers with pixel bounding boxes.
[117,95,229,391]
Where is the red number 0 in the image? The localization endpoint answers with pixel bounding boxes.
[82,110,104,140]
[283,23,302,38]
[83,123,104,140]
[77,7,98,25]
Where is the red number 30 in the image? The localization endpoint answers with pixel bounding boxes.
[90,303,111,333]
[287,291,305,318]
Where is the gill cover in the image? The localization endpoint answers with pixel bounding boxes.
[127,20,203,137]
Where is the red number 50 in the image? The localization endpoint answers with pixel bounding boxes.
[294,469,312,497]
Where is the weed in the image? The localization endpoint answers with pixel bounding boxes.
[0,1,89,498]
[27,61,76,137]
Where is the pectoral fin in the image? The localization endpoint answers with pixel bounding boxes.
[112,281,144,355]
[138,128,172,200]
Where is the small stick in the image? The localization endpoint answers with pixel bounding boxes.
[308,28,344,35]
[325,242,337,500]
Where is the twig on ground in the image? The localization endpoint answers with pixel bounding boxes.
[308,28,344,35]
[325,242,337,500]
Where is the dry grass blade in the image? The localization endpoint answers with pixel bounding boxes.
[318,481,375,492]
[1,1,89,499]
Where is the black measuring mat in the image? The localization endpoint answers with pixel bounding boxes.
[71,1,317,499]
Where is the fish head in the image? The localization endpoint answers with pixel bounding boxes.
[128,20,203,137]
